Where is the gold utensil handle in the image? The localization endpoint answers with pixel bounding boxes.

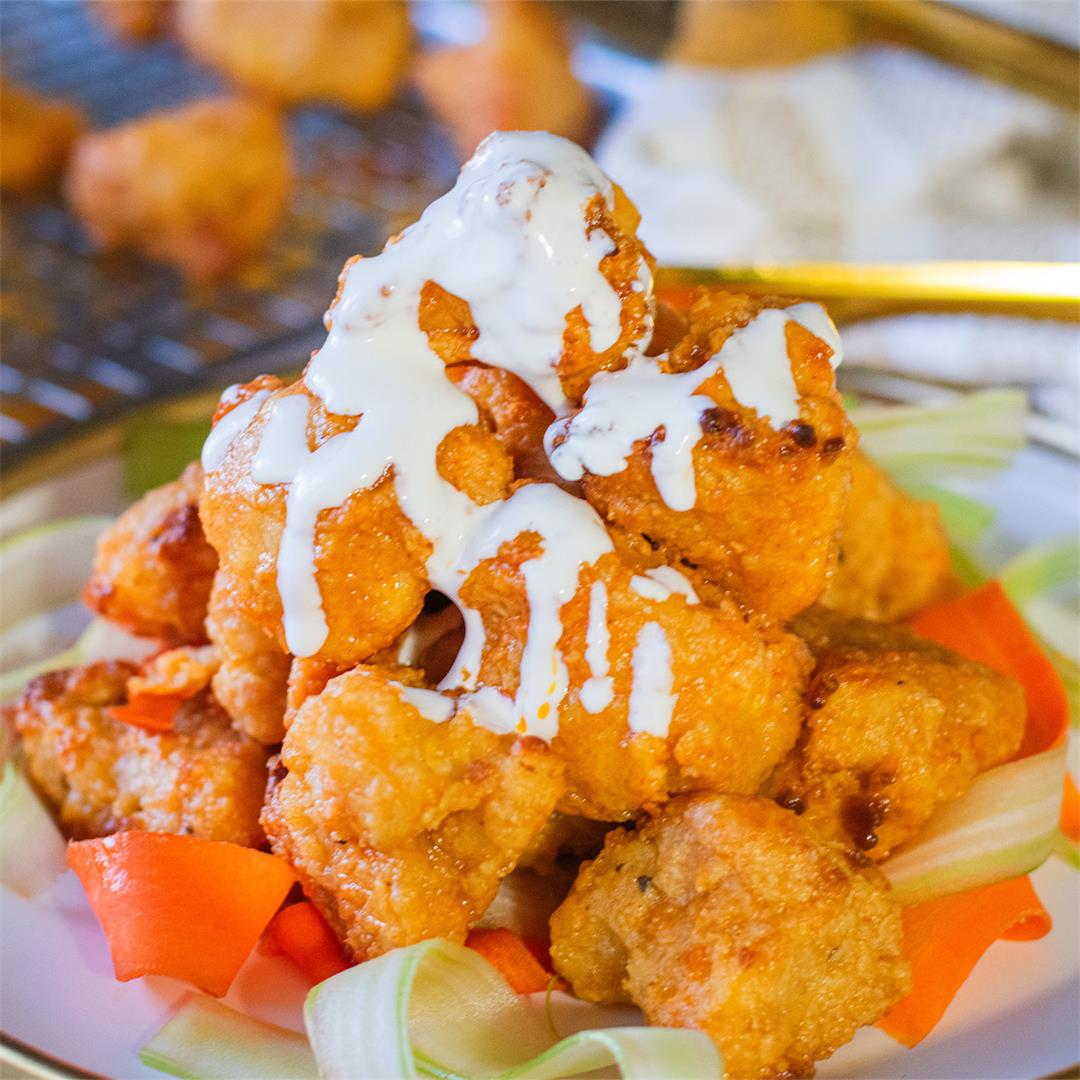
[656,262,1080,321]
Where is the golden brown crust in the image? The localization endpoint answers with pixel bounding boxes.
[13,660,268,846]
[200,379,514,671]
[261,665,564,959]
[176,0,411,111]
[765,607,1026,858]
[90,0,170,42]
[65,97,290,282]
[550,793,910,1078]
[819,450,956,622]
[458,544,811,820]
[413,0,595,159]
[0,80,84,194]
[85,462,217,645]
[567,290,856,622]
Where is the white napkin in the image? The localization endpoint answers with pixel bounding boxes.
[596,47,1078,264]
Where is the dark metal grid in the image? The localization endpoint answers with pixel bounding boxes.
[0,0,460,459]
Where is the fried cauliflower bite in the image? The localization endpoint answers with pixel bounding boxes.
[413,1,594,160]
[550,291,855,622]
[416,181,654,406]
[90,0,170,42]
[205,572,291,744]
[458,542,811,821]
[550,793,909,1079]
[84,462,217,645]
[65,97,290,283]
[13,660,268,846]
[176,0,410,112]
[819,450,955,621]
[261,665,564,960]
[0,80,84,194]
[200,378,513,673]
[446,363,562,484]
[765,607,1025,859]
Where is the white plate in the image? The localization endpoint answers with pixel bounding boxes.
[1,415,1078,1080]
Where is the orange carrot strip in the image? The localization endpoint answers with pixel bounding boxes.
[108,693,184,733]
[67,833,295,997]
[265,901,350,985]
[466,927,552,994]
[1061,774,1080,844]
[879,875,1051,1047]
[909,580,1068,756]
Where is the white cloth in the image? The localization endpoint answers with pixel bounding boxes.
[842,314,1079,423]
[596,47,1078,265]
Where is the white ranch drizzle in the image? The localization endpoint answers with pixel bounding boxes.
[627,621,675,737]
[395,683,456,725]
[629,566,700,605]
[201,388,270,472]
[581,580,613,714]
[443,483,613,740]
[546,302,843,511]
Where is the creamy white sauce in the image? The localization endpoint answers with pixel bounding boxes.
[581,580,613,714]
[630,566,700,604]
[546,302,842,510]
[443,483,613,740]
[627,621,675,737]
[201,388,270,472]
[395,683,456,725]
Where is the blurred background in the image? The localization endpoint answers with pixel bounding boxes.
[1,0,1077,465]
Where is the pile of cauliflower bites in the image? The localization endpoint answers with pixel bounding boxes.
[10,138,1024,1079]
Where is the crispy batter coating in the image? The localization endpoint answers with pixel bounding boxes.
[446,363,561,484]
[416,182,654,406]
[550,793,909,1079]
[206,571,291,744]
[819,450,955,621]
[200,379,513,671]
[85,462,217,645]
[90,0,170,41]
[0,80,84,194]
[459,545,811,820]
[65,97,290,282]
[765,607,1025,859]
[262,665,564,959]
[176,0,411,111]
[413,1,594,159]
[13,660,268,846]
[560,291,856,621]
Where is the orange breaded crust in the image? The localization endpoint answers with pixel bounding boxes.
[819,450,955,621]
[458,544,811,821]
[0,80,84,194]
[565,290,856,622]
[176,0,411,111]
[85,462,217,645]
[261,665,564,960]
[65,97,290,282]
[550,793,909,1078]
[200,379,513,671]
[13,660,268,847]
[766,607,1026,859]
[90,0,170,41]
[413,0,594,159]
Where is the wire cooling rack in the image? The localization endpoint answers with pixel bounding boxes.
[0,0,462,459]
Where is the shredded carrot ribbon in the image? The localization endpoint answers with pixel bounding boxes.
[465,927,554,994]
[878,876,1051,1047]
[108,692,185,732]
[1061,774,1080,845]
[264,901,351,985]
[877,581,1067,1046]
[68,833,295,997]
